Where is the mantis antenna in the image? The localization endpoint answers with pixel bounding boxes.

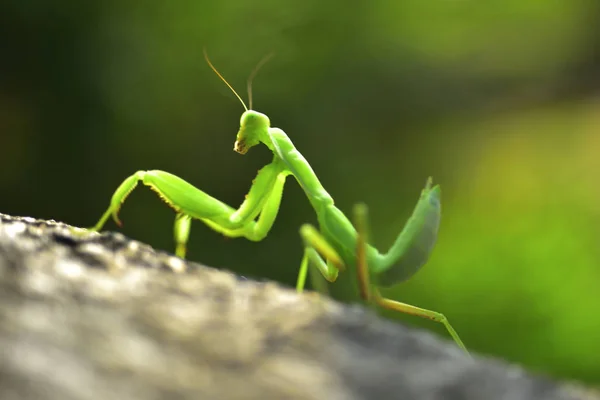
[246,53,274,110]
[203,48,248,111]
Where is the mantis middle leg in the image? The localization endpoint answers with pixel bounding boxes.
[295,224,346,294]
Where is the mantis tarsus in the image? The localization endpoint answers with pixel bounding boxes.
[91,50,469,354]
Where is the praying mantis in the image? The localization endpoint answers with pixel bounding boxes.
[91,50,469,354]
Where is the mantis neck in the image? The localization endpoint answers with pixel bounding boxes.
[267,127,334,210]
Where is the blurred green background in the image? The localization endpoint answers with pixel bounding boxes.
[2,0,600,386]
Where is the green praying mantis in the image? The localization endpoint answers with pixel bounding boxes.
[91,50,469,354]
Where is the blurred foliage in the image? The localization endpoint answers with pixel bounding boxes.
[2,0,600,386]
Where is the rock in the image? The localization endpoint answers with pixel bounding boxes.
[0,213,596,400]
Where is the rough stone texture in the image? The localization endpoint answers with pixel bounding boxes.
[0,213,597,400]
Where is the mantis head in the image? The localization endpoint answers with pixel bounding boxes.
[234,110,271,154]
[203,48,275,155]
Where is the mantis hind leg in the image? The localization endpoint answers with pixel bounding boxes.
[352,203,470,355]
[373,291,469,355]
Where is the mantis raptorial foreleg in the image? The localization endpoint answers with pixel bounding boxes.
[352,203,469,353]
[92,160,290,257]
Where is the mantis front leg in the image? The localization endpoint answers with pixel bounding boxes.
[92,159,290,258]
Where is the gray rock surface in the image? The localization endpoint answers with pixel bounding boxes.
[0,213,596,400]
